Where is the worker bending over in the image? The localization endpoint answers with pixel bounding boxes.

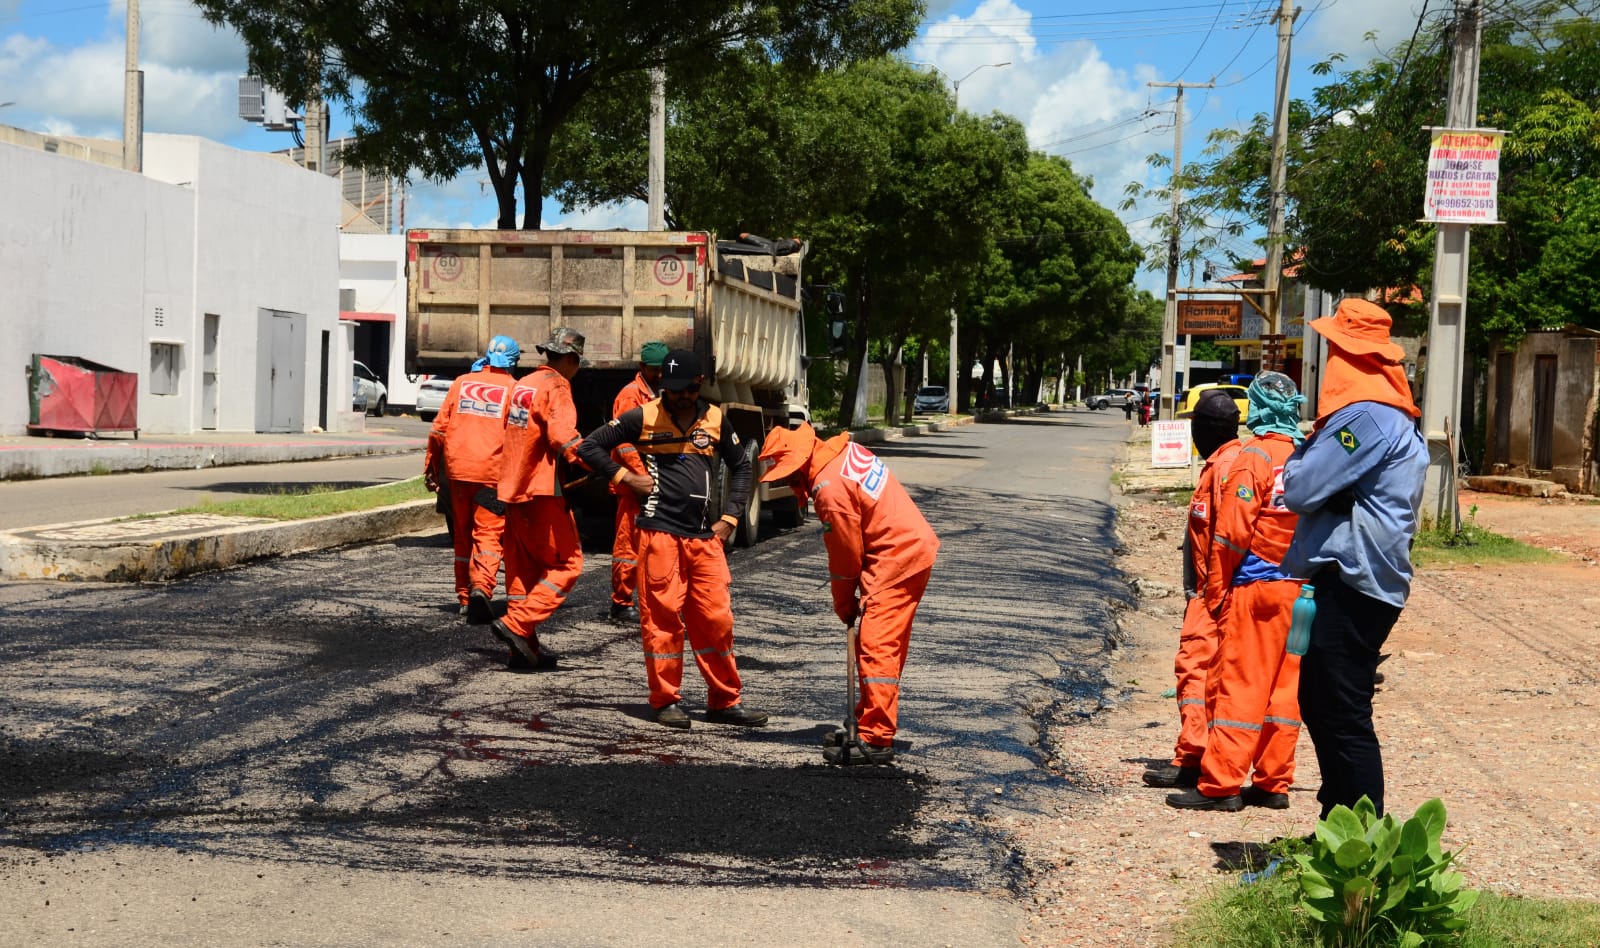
[758,421,938,765]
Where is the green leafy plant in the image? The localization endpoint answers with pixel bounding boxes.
[1295,797,1477,946]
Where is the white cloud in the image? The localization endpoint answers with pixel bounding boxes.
[1302,0,1432,64]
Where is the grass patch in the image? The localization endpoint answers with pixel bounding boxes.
[173,477,430,521]
[1413,508,1561,568]
[1181,864,1600,947]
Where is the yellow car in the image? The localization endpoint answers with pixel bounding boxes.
[1179,383,1250,420]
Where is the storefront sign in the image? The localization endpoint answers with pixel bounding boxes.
[1178,299,1243,336]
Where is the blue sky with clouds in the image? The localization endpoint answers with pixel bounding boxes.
[1,0,1428,283]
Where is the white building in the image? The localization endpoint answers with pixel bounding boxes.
[339,233,416,410]
[0,128,359,436]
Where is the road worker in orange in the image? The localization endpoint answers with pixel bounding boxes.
[1167,372,1307,812]
[1144,388,1244,789]
[576,349,769,730]
[423,335,519,624]
[604,341,668,623]
[757,421,939,765]
[489,327,588,672]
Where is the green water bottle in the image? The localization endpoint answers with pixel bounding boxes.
[1287,584,1316,656]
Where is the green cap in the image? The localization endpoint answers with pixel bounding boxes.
[640,341,669,367]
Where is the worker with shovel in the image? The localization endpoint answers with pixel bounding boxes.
[758,422,939,765]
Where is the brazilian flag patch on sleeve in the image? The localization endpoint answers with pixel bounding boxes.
[1336,427,1361,454]
[1236,485,1254,501]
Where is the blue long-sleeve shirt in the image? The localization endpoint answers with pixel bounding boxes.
[1280,402,1428,607]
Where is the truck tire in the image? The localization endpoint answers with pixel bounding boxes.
[769,494,806,529]
[735,443,762,548]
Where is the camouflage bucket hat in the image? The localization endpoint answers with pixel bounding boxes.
[536,326,586,358]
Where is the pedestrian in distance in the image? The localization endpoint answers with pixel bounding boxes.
[757,421,939,766]
[603,341,668,624]
[1124,391,1138,422]
[1144,388,1244,790]
[1282,298,1427,820]
[1167,371,1308,812]
[423,335,518,624]
[576,349,769,730]
[489,327,589,672]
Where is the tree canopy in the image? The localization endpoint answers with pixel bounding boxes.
[195,0,922,228]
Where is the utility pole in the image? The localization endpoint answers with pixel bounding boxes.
[647,66,666,230]
[121,0,142,172]
[1422,0,1484,527]
[303,51,326,174]
[1149,78,1213,421]
[1260,0,1298,373]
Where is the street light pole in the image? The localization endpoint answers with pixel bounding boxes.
[921,60,1010,412]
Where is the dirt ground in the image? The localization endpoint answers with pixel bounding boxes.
[1010,457,1600,945]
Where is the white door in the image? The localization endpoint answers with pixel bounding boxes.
[265,312,305,432]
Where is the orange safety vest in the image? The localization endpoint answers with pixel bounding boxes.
[424,367,512,485]
[498,365,583,504]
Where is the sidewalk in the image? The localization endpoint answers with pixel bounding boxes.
[0,427,426,480]
[0,411,987,583]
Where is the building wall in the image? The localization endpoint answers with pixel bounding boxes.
[338,233,415,408]
[0,140,194,435]
[1488,330,1600,492]
[0,134,354,436]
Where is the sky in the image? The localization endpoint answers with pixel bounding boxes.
[0,0,1432,287]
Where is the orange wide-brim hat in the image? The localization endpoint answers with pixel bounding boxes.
[1308,298,1405,363]
[758,422,817,483]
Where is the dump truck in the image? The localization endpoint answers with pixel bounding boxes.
[404,228,810,546]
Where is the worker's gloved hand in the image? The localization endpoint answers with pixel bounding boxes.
[424,472,439,492]
[472,486,508,517]
[1326,489,1357,515]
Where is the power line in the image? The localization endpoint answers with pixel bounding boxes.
[1172,1,1233,81]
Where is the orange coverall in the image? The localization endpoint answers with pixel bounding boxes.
[496,365,586,648]
[810,436,940,748]
[1169,438,1242,769]
[608,372,656,609]
[1198,432,1304,798]
[423,367,513,605]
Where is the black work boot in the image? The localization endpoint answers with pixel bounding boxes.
[466,588,494,625]
[1143,764,1201,788]
[653,702,691,730]
[823,741,895,766]
[1165,788,1244,812]
[489,619,542,668]
[704,703,769,727]
[1241,785,1291,809]
[606,603,640,624]
[506,645,559,671]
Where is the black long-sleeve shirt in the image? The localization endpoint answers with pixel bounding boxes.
[577,398,750,540]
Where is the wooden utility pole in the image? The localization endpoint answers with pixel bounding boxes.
[1261,0,1298,372]
[122,0,142,172]
[1422,0,1484,527]
[648,66,666,231]
[1149,78,1213,421]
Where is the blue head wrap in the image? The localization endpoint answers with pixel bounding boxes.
[485,335,521,369]
[1246,371,1306,442]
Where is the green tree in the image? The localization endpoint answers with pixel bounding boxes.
[195,0,921,228]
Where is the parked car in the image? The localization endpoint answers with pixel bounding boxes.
[912,385,949,414]
[1178,383,1250,420]
[414,376,453,421]
[353,360,388,417]
[351,379,369,414]
[1086,388,1136,410]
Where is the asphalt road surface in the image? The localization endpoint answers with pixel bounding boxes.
[0,410,1133,946]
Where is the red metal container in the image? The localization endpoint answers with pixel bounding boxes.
[27,354,139,438]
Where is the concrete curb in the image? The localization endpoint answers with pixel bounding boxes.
[0,438,423,480]
[0,499,441,583]
[845,413,977,444]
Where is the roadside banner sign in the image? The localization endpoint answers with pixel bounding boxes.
[1151,420,1192,468]
[1423,128,1505,224]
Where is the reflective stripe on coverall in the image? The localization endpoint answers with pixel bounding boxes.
[811,438,940,747]
[637,530,742,711]
[1170,439,1242,768]
[424,368,512,603]
[1198,433,1303,797]
[608,372,655,608]
[497,365,585,644]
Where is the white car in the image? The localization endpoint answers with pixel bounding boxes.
[414,376,453,421]
[353,360,388,417]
